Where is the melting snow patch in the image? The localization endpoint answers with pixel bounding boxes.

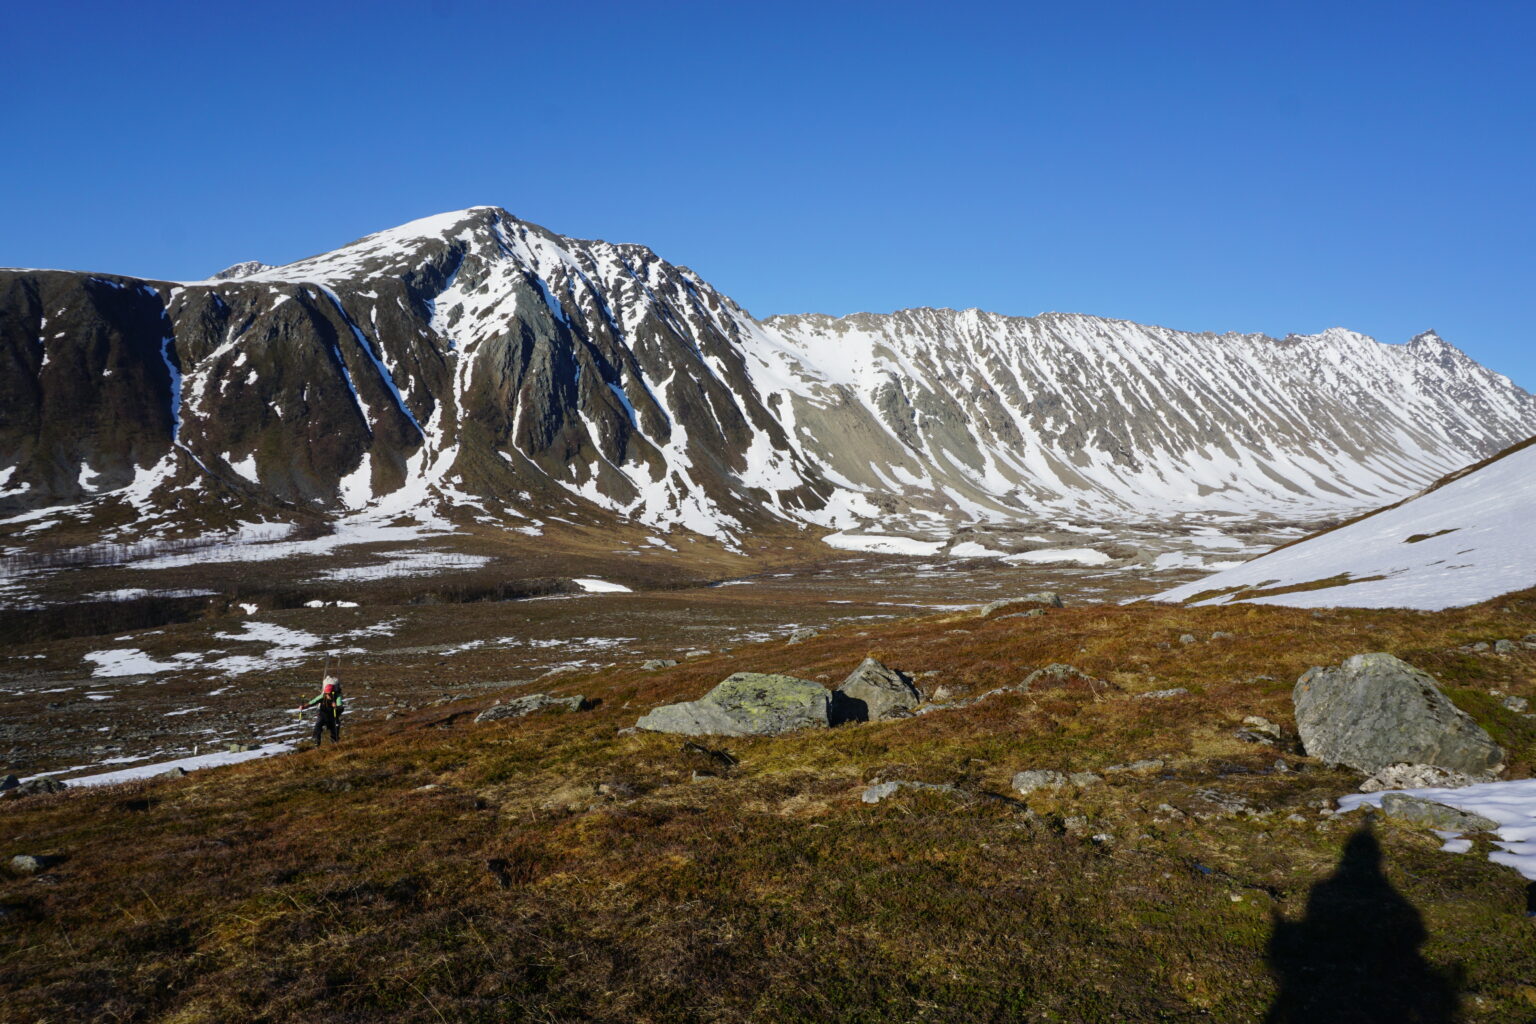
[51,741,295,787]
[572,578,632,593]
[1340,779,1536,880]
[823,532,946,556]
[949,541,1007,558]
[1004,548,1112,566]
[84,649,184,677]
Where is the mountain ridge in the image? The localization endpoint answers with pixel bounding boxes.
[3,205,1534,553]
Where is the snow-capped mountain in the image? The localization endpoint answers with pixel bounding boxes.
[2,206,1534,547]
[1154,436,1536,609]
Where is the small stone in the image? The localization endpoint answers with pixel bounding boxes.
[1104,759,1164,775]
[1237,715,1284,745]
[1139,688,1189,699]
[1503,696,1529,713]
[1068,772,1103,788]
[158,767,189,778]
[786,628,819,645]
[9,855,57,875]
[1211,631,1234,640]
[640,659,678,671]
[1179,634,1197,645]
[683,649,711,659]
[861,780,959,804]
[1012,769,1068,795]
[1467,642,1491,653]
[1494,640,1518,655]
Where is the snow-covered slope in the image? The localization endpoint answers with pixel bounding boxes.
[3,205,1535,551]
[754,311,1533,525]
[1155,437,1536,609]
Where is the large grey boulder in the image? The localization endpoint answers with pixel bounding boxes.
[475,693,585,723]
[1293,653,1503,775]
[833,658,920,723]
[636,673,830,737]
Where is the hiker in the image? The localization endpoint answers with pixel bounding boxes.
[299,675,345,746]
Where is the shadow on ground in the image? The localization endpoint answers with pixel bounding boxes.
[1267,822,1460,1023]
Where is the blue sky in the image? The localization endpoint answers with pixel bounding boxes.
[5,0,1533,387]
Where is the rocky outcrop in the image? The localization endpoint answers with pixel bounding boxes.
[635,672,830,737]
[981,593,1063,616]
[1012,769,1103,795]
[1293,653,1504,775]
[1357,763,1492,793]
[475,693,584,723]
[832,658,920,723]
[1378,793,1497,832]
[1020,664,1117,695]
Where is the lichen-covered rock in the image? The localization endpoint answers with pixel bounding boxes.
[833,658,921,723]
[861,780,960,804]
[635,673,830,737]
[1378,792,1497,832]
[1357,762,1491,793]
[980,592,1063,616]
[1012,770,1067,794]
[1021,664,1117,695]
[475,693,584,723]
[640,659,678,671]
[1293,653,1503,775]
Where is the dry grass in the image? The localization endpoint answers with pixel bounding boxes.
[4,589,1536,1021]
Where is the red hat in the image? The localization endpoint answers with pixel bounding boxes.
[322,680,336,693]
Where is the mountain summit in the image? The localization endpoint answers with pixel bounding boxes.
[3,206,1534,546]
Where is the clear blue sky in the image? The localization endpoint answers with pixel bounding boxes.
[5,0,1533,388]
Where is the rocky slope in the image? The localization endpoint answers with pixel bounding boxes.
[3,206,1534,548]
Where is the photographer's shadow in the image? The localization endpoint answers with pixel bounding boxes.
[1266,822,1459,1023]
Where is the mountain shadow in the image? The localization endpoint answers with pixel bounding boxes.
[1266,822,1460,1023]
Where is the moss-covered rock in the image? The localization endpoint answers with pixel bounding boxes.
[635,672,830,736]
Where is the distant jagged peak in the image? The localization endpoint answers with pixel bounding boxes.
[209,260,272,280]
[193,206,680,290]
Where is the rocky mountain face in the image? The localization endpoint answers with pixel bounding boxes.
[3,206,1534,546]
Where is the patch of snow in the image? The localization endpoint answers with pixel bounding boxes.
[823,532,946,556]
[1003,547,1112,566]
[84,649,184,676]
[50,741,294,787]
[1158,441,1536,610]
[572,578,632,593]
[1340,778,1536,880]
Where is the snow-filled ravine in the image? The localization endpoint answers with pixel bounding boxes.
[1340,779,1536,880]
[1157,439,1536,611]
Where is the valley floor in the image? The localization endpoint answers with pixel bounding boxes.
[4,582,1536,1021]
